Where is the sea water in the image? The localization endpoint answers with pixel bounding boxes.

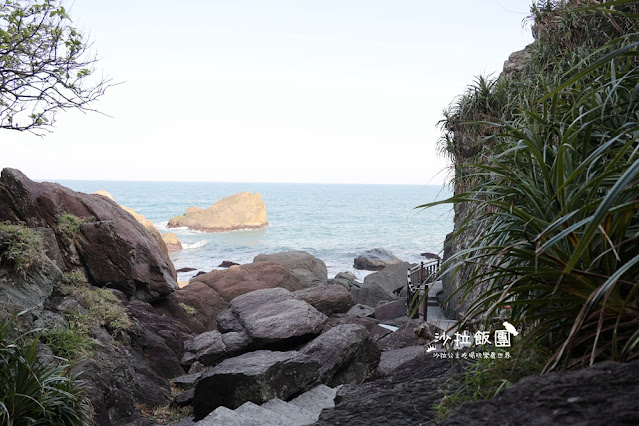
[55,181,453,282]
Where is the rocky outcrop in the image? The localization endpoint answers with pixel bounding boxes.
[190,261,304,302]
[293,284,354,316]
[162,232,182,252]
[0,168,177,301]
[167,192,268,232]
[94,190,175,261]
[300,324,380,387]
[440,360,639,426]
[253,251,327,287]
[221,288,328,350]
[353,248,403,271]
[192,350,321,419]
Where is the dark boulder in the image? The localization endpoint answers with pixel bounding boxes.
[440,360,639,426]
[218,260,239,268]
[300,324,380,386]
[315,352,455,425]
[192,350,320,420]
[294,284,355,316]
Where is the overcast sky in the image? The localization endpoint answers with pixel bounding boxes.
[2,0,535,185]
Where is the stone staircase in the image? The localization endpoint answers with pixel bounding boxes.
[194,384,339,425]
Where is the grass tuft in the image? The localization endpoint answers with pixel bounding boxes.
[0,222,43,276]
[179,303,196,315]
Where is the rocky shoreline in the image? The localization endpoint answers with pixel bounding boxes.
[1,168,638,426]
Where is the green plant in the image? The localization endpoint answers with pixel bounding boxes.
[45,325,95,363]
[425,0,639,371]
[0,222,43,275]
[62,270,86,286]
[56,214,88,237]
[0,314,91,425]
[0,0,111,134]
[179,303,196,315]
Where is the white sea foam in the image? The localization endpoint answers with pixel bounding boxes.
[182,241,208,250]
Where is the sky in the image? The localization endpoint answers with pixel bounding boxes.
[1,0,535,185]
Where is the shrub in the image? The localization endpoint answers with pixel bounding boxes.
[0,315,91,425]
[0,222,43,275]
[426,1,639,371]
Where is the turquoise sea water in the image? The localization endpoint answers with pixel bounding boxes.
[55,181,453,282]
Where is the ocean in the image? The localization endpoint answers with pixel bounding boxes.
[55,181,453,282]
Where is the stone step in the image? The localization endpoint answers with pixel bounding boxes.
[235,401,297,426]
[197,406,255,426]
[261,398,317,425]
[289,384,338,417]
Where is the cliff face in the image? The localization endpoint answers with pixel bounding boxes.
[440,47,531,319]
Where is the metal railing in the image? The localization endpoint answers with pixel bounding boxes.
[407,259,441,320]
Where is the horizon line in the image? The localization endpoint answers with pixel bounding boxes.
[41,177,448,187]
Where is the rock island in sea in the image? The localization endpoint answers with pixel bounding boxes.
[167,191,268,232]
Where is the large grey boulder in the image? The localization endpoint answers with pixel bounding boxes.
[363,262,412,296]
[350,281,395,307]
[254,251,328,287]
[180,330,229,367]
[294,284,354,316]
[223,287,328,350]
[192,350,320,420]
[300,324,380,387]
[180,329,253,369]
[353,248,403,271]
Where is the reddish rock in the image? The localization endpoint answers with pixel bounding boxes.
[0,168,177,301]
[153,282,229,336]
[191,261,304,302]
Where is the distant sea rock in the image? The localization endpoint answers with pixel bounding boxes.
[353,248,403,271]
[162,232,183,252]
[168,192,268,233]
